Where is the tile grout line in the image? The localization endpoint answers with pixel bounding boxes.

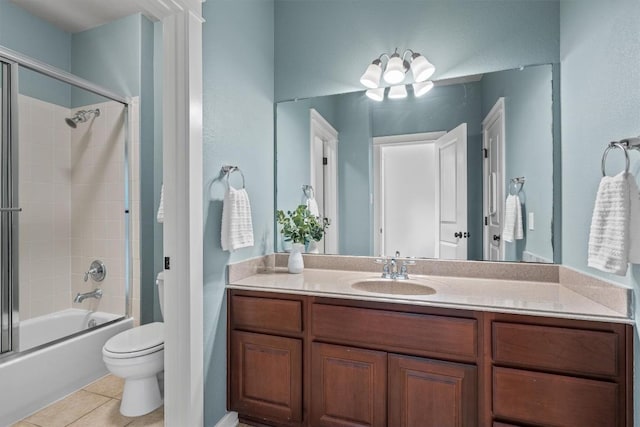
[63,396,116,427]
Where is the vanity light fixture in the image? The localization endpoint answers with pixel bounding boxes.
[360,48,435,101]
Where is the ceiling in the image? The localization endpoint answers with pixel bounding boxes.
[10,0,153,33]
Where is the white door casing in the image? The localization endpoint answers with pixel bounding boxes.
[373,132,445,258]
[309,109,338,253]
[133,0,205,426]
[436,123,468,260]
[482,98,505,261]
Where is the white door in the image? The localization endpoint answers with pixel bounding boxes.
[482,98,505,261]
[375,141,438,257]
[436,123,468,260]
[310,109,338,253]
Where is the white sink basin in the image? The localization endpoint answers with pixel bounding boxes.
[351,279,436,296]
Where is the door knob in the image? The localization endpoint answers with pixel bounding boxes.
[454,231,463,238]
[493,234,501,241]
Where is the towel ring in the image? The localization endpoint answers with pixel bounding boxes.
[221,166,245,189]
[601,142,630,177]
[509,177,525,195]
[302,185,315,199]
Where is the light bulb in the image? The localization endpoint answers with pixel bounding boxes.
[365,88,385,101]
[388,85,407,99]
[413,80,434,97]
[360,60,382,88]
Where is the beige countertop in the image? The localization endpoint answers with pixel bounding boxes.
[228,267,632,324]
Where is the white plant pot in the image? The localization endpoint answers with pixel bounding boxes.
[307,240,320,254]
[288,243,305,274]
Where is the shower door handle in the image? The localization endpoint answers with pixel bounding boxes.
[0,207,21,212]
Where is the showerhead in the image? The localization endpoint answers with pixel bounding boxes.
[65,117,79,128]
[65,109,100,129]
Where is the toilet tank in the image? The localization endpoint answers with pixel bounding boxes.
[156,271,165,319]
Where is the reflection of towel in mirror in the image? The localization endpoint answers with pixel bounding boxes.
[502,195,523,242]
[588,172,639,275]
[306,197,320,217]
[221,187,254,252]
[157,183,164,223]
[628,175,640,264]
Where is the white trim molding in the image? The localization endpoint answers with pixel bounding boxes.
[214,412,239,427]
[137,0,205,426]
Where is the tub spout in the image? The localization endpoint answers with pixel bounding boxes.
[74,288,103,303]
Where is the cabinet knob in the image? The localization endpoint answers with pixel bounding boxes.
[493,234,501,241]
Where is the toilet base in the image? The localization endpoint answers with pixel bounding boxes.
[120,376,163,417]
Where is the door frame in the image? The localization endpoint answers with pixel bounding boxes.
[372,132,445,257]
[134,1,204,426]
[309,109,338,253]
[482,97,506,261]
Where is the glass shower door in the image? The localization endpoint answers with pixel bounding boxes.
[0,60,19,356]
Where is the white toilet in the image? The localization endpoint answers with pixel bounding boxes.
[103,272,165,417]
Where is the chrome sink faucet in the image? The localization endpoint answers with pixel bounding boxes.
[376,251,415,280]
[74,288,103,303]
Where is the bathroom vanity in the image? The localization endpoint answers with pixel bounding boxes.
[226,257,633,427]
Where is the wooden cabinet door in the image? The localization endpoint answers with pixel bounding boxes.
[230,331,302,423]
[388,354,477,427]
[311,342,387,427]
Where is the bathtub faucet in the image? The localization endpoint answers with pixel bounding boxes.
[74,288,103,303]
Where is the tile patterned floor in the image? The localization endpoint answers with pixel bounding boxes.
[13,375,164,427]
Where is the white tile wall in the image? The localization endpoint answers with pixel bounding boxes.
[18,95,140,322]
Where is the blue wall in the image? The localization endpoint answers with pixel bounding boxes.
[274,0,560,101]
[335,92,372,255]
[0,0,71,106]
[481,65,554,262]
[202,1,275,425]
[559,1,640,421]
[70,14,142,107]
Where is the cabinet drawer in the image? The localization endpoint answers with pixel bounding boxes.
[493,322,618,377]
[312,304,477,362]
[231,295,302,334]
[493,367,618,427]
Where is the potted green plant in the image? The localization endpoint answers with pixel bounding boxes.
[276,205,330,273]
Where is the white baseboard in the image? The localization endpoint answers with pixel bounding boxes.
[214,411,238,427]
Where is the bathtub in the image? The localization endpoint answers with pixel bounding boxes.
[0,309,133,425]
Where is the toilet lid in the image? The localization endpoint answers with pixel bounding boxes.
[103,322,164,358]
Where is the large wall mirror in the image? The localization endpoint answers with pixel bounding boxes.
[276,63,559,263]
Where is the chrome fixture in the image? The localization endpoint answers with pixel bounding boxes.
[360,48,435,101]
[74,288,103,303]
[65,108,100,128]
[84,260,106,282]
[375,251,416,280]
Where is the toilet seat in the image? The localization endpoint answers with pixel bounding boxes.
[103,322,164,359]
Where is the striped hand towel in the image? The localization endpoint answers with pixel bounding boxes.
[588,172,630,275]
[221,187,254,252]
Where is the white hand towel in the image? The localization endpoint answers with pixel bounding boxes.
[157,183,164,223]
[628,174,640,263]
[588,172,630,275]
[221,187,254,252]
[502,195,523,242]
[306,197,320,217]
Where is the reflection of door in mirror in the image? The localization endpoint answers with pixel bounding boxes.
[437,123,468,260]
[483,98,505,261]
[373,124,467,260]
[309,109,338,253]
